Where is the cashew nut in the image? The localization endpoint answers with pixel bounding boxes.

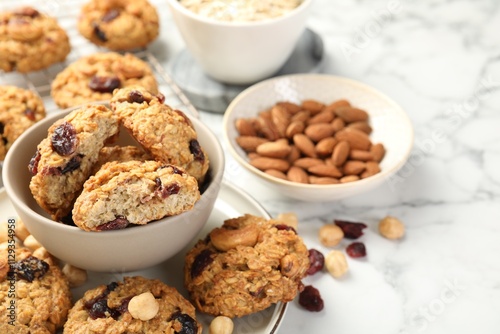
[210,225,259,251]
[128,292,159,321]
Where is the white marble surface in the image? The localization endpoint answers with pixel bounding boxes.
[152,0,500,333]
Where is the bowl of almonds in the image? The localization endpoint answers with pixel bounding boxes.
[222,73,413,201]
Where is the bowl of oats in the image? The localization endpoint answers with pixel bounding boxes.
[167,0,313,85]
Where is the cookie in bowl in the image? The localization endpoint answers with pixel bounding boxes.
[64,276,201,334]
[0,246,72,334]
[0,6,70,73]
[0,85,46,161]
[51,52,158,108]
[184,214,309,318]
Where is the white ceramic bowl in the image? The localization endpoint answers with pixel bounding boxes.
[223,73,414,201]
[3,105,224,272]
[167,0,313,85]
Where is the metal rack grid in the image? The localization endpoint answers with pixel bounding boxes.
[0,0,199,118]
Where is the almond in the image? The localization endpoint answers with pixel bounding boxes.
[250,157,290,172]
[309,176,340,185]
[236,136,269,152]
[335,128,371,151]
[265,169,288,180]
[301,99,325,115]
[286,121,305,139]
[271,105,291,137]
[340,175,360,183]
[256,139,291,158]
[331,141,350,167]
[361,161,381,178]
[287,166,309,183]
[316,137,338,156]
[308,110,334,125]
[293,134,317,158]
[349,149,373,161]
[335,106,369,123]
[347,121,372,134]
[293,157,325,169]
[343,160,366,175]
[308,164,343,178]
[304,123,334,142]
[325,99,351,112]
[331,118,345,133]
[370,143,386,162]
[257,112,281,140]
[291,110,311,123]
[287,145,301,164]
[235,118,257,136]
[277,101,302,114]
[247,152,261,160]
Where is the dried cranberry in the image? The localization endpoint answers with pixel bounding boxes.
[84,282,120,319]
[0,122,4,134]
[155,178,181,198]
[128,90,145,103]
[191,249,214,278]
[306,249,324,276]
[11,255,49,282]
[87,299,109,319]
[61,154,83,174]
[346,242,367,258]
[102,9,120,22]
[93,23,107,41]
[249,287,265,298]
[169,165,184,175]
[24,108,35,121]
[189,139,205,162]
[298,285,324,312]
[89,76,121,93]
[334,219,367,239]
[107,282,119,291]
[116,296,132,314]
[156,93,166,104]
[13,7,39,18]
[273,224,297,234]
[97,216,130,231]
[169,311,198,334]
[28,149,41,175]
[51,121,77,156]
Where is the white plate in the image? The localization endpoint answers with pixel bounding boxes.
[0,182,287,334]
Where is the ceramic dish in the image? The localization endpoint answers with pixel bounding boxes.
[223,73,414,201]
[0,181,287,334]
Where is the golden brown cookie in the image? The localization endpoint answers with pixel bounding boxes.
[0,6,70,73]
[64,276,202,334]
[110,86,209,184]
[91,145,151,175]
[51,52,158,109]
[0,247,72,334]
[0,85,46,161]
[72,160,200,231]
[78,0,159,50]
[29,104,119,221]
[184,214,310,317]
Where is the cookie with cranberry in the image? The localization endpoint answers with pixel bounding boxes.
[0,6,70,73]
[0,85,46,161]
[78,0,159,51]
[51,52,158,109]
[110,86,209,183]
[72,160,200,231]
[29,104,119,221]
[0,247,72,334]
[184,214,309,317]
[64,276,201,334]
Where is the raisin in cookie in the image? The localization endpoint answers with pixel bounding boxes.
[64,276,202,334]
[78,0,159,51]
[51,52,158,109]
[0,247,72,334]
[0,6,70,73]
[111,86,209,183]
[0,85,46,161]
[29,104,119,221]
[184,214,310,317]
[91,145,151,174]
[72,160,200,231]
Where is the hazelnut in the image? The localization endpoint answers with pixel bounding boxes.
[378,216,405,240]
[325,250,348,278]
[275,212,299,230]
[15,219,30,241]
[23,235,42,251]
[128,292,159,321]
[318,224,344,247]
[62,263,88,287]
[209,316,234,334]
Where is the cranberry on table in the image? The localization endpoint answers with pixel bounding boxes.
[306,249,325,276]
[299,285,324,312]
[346,242,367,258]
[334,219,367,239]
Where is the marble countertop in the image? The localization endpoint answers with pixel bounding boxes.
[151,0,500,333]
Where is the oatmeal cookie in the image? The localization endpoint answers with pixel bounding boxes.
[64,276,202,334]
[110,86,209,183]
[29,104,119,221]
[92,145,151,174]
[51,52,158,109]
[0,85,46,161]
[78,0,159,51]
[184,214,310,317]
[72,160,200,231]
[0,247,72,334]
[0,6,70,73]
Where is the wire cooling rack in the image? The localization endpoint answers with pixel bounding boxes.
[0,0,199,118]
